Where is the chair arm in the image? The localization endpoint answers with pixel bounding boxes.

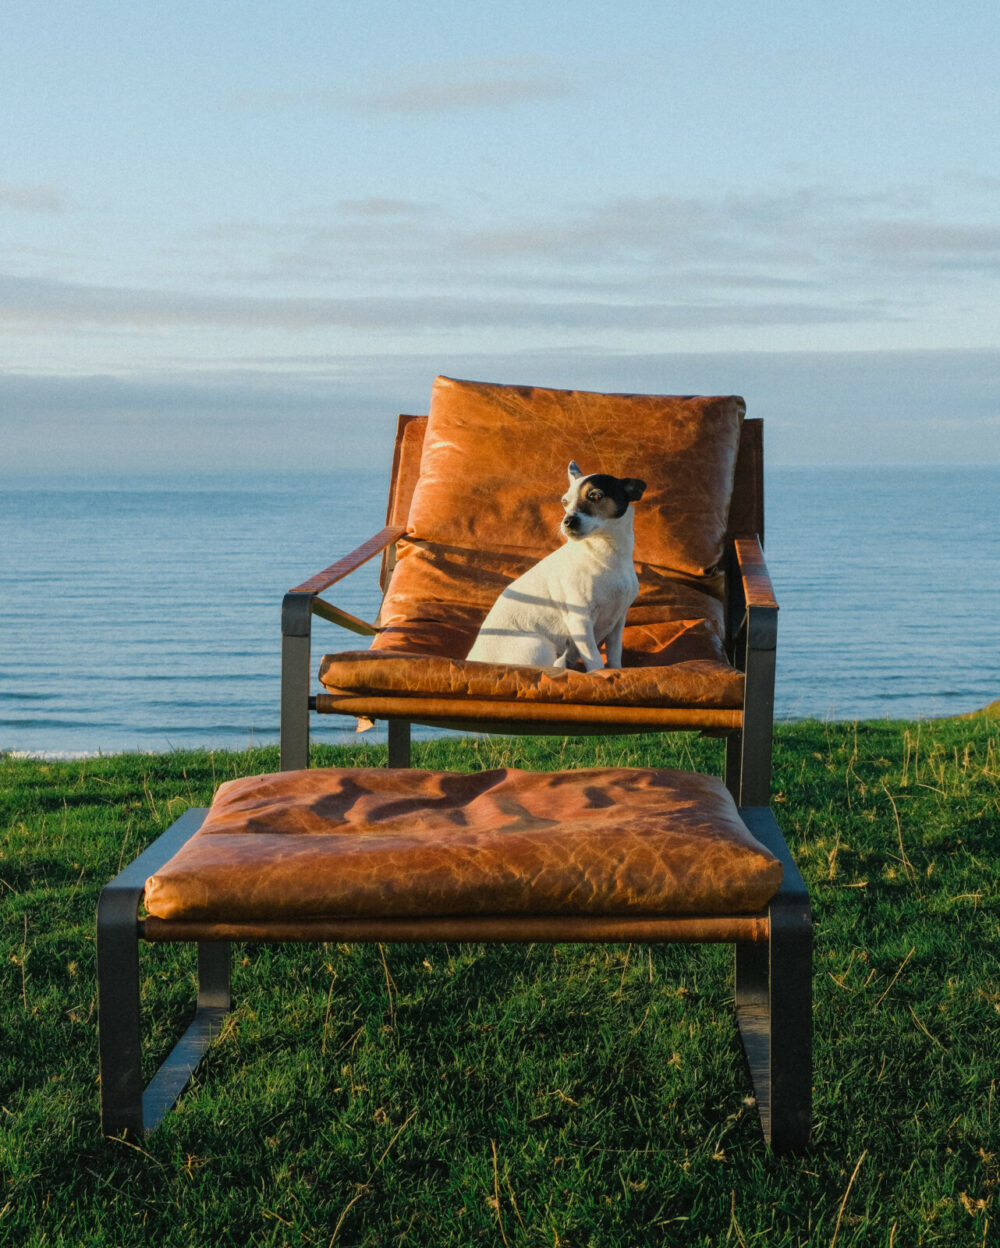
[289,525,406,595]
[284,525,407,639]
[732,536,779,650]
[281,526,405,770]
[733,536,778,611]
[725,535,778,806]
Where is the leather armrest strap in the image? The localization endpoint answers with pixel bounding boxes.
[290,526,406,595]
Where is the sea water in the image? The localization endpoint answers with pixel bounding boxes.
[1,466,997,756]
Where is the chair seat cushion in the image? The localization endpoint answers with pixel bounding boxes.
[144,768,782,923]
[318,647,744,710]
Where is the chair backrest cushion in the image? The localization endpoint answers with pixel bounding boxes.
[374,377,745,664]
[408,376,744,578]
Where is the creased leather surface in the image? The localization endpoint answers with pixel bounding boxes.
[319,648,743,708]
[314,695,741,732]
[144,767,782,922]
[324,378,747,711]
[368,538,731,660]
[409,377,745,576]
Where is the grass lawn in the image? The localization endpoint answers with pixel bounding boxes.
[2,715,999,1246]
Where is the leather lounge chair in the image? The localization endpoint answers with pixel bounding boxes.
[281,375,778,807]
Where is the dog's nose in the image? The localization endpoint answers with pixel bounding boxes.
[562,513,581,532]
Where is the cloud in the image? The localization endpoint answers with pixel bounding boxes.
[0,273,886,334]
[358,74,576,113]
[0,368,332,417]
[0,182,65,213]
[463,187,974,273]
[0,367,401,475]
[3,348,997,473]
[232,184,999,317]
[229,57,580,116]
[4,182,995,355]
[854,221,1000,269]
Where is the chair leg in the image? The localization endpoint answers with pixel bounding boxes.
[281,592,314,771]
[388,719,411,768]
[726,725,773,807]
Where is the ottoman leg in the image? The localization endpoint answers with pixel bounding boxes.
[735,909,812,1152]
[97,883,145,1140]
[98,809,232,1139]
[735,806,812,1152]
[141,942,231,1133]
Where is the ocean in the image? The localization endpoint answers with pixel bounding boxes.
[1,466,997,757]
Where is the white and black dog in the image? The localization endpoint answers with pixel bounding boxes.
[466,462,646,670]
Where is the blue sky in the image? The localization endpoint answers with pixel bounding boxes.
[2,0,998,471]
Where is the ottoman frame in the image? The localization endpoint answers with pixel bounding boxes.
[98,803,811,1152]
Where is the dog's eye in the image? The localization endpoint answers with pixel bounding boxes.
[588,490,603,502]
[560,496,569,507]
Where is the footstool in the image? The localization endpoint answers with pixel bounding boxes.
[98,766,811,1150]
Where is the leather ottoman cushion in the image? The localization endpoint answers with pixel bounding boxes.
[144,767,782,923]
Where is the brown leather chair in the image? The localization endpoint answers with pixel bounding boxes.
[281,376,779,806]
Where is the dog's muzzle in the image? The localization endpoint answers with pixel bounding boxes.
[562,513,582,534]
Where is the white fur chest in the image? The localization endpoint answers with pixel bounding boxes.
[465,461,646,671]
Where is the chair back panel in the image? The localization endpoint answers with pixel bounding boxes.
[381,415,427,590]
[727,418,764,545]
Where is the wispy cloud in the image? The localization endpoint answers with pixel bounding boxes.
[358,74,576,113]
[229,56,581,115]
[191,183,998,335]
[854,220,1000,269]
[3,349,998,472]
[5,182,996,350]
[0,273,887,334]
[463,187,925,265]
[228,183,996,290]
[0,182,65,213]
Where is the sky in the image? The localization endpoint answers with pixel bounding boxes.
[1,0,998,472]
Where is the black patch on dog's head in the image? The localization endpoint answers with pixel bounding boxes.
[576,473,647,518]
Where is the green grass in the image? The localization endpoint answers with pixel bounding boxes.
[2,716,999,1246]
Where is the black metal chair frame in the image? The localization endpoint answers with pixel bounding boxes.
[97,802,810,1151]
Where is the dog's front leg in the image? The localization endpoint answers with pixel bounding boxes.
[604,615,626,668]
[571,622,604,672]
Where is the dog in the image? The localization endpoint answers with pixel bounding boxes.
[466,462,646,670]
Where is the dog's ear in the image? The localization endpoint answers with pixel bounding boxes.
[567,461,583,481]
[623,478,646,502]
